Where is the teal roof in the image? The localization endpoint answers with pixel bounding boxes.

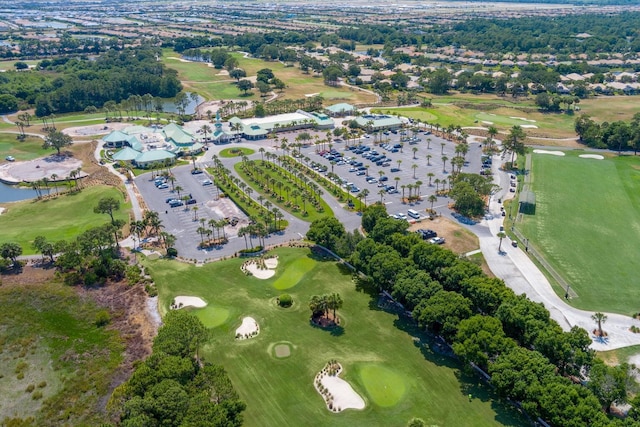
[127,135,143,151]
[162,123,194,146]
[243,124,269,136]
[212,129,231,140]
[135,150,175,163]
[112,147,140,161]
[103,130,129,143]
[325,103,355,113]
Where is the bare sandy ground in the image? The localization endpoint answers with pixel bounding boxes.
[520,124,539,129]
[242,256,279,279]
[315,363,365,412]
[173,296,207,308]
[63,122,130,137]
[579,154,604,160]
[235,317,259,339]
[533,149,565,156]
[0,155,85,184]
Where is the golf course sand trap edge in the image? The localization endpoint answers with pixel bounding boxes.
[172,296,207,309]
[314,361,366,412]
[235,316,260,340]
[520,124,539,129]
[241,255,279,279]
[579,154,604,160]
[533,149,565,156]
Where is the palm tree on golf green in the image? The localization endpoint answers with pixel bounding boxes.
[497,232,506,253]
[592,312,607,336]
[327,293,343,322]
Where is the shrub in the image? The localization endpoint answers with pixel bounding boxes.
[32,391,43,400]
[166,247,178,258]
[25,384,35,393]
[95,310,111,327]
[278,294,293,308]
[239,246,263,254]
[38,381,47,388]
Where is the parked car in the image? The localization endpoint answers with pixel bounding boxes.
[169,200,184,207]
[191,168,204,175]
[379,176,389,182]
[157,183,169,189]
[416,229,437,239]
[428,237,445,245]
[5,155,15,162]
[186,198,197,205]
[355,170,366,176]
[201,179,213,186]
[390,167,400,173]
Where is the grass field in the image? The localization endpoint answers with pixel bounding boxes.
[0,280,123,424]
[518,152,640,315]
[160,49,376,104]
[0,134,49,161]
[0,185,130,254]
[146,247,526,427]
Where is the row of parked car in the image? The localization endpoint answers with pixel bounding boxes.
[154,176,197,207]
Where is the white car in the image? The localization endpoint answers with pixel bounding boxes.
[396,213,407,220]
[201,179,213,186]
[429,237,445,245]
[5,155,15,162]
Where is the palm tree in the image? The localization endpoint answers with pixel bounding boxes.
[361,189,369,208]
[442,156,448,173]
[426,154,432,166]
[441,142,446,154]
[200,124,212,143]
[427,172,434,186]
[327,293,343,321]
[415,180,423,197]
[396,159,402,170]
[412,163,418,179]
[497,231,506,253]
[592,312,607,336]
[426,137,432,150]
[428,194,437,211]
[412,146,418,159]
[378,189,386,203]
[401,184,406,201]
[394,176,400,189]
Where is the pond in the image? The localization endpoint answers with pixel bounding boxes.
[0,181,58,203]
[161,92,205,115]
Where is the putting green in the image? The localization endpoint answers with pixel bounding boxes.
[358,364,407,407]
[194,305,231,328]
[271,257,315,290]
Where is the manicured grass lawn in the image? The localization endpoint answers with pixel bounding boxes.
[271,256,315,290]
[219,147,255,157]
[518,152,640,315]
[145,247,526,427]
[0,134,49,160]
[0,281,123,424]
[0,185,130,254]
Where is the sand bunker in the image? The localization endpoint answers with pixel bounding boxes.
[315,361,365,412]
[510,116,537,123]
[172,296,207,309]
[481,121,494,125]
[579,154,604,160]
[520,124,538,129]
[533,149,565,156]
[235,316,259,340]
[241,255,279,279]
[305,93,320,97]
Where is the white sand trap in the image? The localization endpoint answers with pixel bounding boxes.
[264,257,279,269]
[579,154,604,160]
[0,207,5,215]
[173,296,207,309]
[481,121,494,125]
[510,116,537,122]
[520,124,538,129]
[315,362,365,412]
[235,316,259,339]
[245,263,276,279]
[305,93,320,97]
[533,149,565,156]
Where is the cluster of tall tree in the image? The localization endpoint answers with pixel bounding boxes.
[575,113,640,152]
[305,203,637,425]
[109,310,245,426]
[2,48,183,117]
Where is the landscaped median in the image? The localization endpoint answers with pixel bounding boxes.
[207,162,288,232]
[233,158,333,222]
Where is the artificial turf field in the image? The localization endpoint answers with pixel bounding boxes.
[519,152,640,315]
[146,247,526,427]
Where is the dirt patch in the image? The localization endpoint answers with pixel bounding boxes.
[409,216,478,254]
[274,344,291,358]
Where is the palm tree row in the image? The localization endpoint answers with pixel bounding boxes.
[237,222,270,251]
[239,157,325,216]
[210,156,286,233]
[196,217,229,248]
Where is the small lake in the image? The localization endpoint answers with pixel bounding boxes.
[0,181,57,203]
[161,92,204,115]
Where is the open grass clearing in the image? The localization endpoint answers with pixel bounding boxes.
[0,185,130,254]
[518,152,640,315]
[146,247,527,427]
[597,345,640,366]
[0,280,123,424]
[0,134,49,161]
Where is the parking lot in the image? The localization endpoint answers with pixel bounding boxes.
[135,165,249,258]
[296,130,487,220]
